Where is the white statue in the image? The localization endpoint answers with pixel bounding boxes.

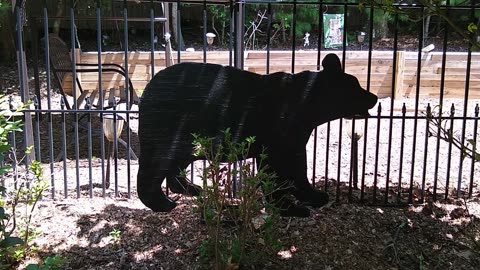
[304,32,310,47]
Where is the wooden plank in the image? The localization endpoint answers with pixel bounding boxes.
[82,50,227,60]
[403,74,480,81]
[430,52,480,61]
[76,81,394,97]
[80,72,153,81]
[245,58,393,67]
[400,86,480,98]
[81,51,166,63]
[403,81,469,90]
[435,67,480,75]
[81,51,230,64]
[76,50,480,101]
[394,51,405,99]
[245,50,396,60]
[61,74,75,96]
[405,61,480,70]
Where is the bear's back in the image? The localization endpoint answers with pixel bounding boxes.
[141,63,263,108]
[139,63,271,147]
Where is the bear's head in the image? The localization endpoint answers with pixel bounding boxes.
[303,53,378,126]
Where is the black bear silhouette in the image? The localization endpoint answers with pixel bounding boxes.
[137,53,378,217]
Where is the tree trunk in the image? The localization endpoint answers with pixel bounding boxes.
[377,11,389,39]
[423,0,433,41]
[53,0,64,34]
[171,3,185,51]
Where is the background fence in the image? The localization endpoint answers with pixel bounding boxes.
[6,0,480,205]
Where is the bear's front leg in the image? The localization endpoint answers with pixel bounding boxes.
[289,149,329,208]
[260,147,313,217]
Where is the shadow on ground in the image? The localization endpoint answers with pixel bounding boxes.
[35,196,480,270]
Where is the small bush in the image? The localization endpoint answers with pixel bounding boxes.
[192,129,282,269]
[0,96,59,269]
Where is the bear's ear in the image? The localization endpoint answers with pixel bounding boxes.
[322,53,342,73]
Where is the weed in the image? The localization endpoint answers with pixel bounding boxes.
[109,228,122,243]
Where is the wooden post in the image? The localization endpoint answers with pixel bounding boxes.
[235,2,244,69]
[394,51,405,99]
[163,2,172,67]
[15,2,35,164]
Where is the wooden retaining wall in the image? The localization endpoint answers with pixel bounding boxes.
[76,50,480,99]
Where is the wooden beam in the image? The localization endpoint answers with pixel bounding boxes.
[394,51,405,99]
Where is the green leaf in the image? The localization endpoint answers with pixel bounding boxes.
[468,23,478,33]
[43,255,67,268]
[26,264,41,270]
[0,237,25,248]
[0,165,12,175]
[0,144,11,153]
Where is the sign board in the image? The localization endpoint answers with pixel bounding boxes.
[323,14,346,48]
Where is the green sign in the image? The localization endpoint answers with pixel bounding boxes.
[323,14,346,48]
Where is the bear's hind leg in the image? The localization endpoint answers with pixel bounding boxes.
[167,160,202,196]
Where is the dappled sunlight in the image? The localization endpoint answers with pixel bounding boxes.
[277,246,297,260]
[22,189,480,269]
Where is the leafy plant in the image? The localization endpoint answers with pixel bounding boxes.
[0,1,11,29]
[208,5,230,45]
[0,96,28,267]
[192,129,281,269]
[109,228,122,243]
[360,0,480,49]
[0,96,49,268]
[26,256,68,270]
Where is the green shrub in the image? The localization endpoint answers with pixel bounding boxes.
[0,96,57,268]
[192,129,282,270]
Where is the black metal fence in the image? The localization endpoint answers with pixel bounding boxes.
[7,0,480,205]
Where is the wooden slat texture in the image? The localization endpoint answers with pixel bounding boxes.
[76,50,480,99]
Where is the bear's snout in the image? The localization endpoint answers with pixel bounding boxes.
[367,91,378,109]
[352,90,378,118]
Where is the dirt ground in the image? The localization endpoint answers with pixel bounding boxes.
[18,191,480,270]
